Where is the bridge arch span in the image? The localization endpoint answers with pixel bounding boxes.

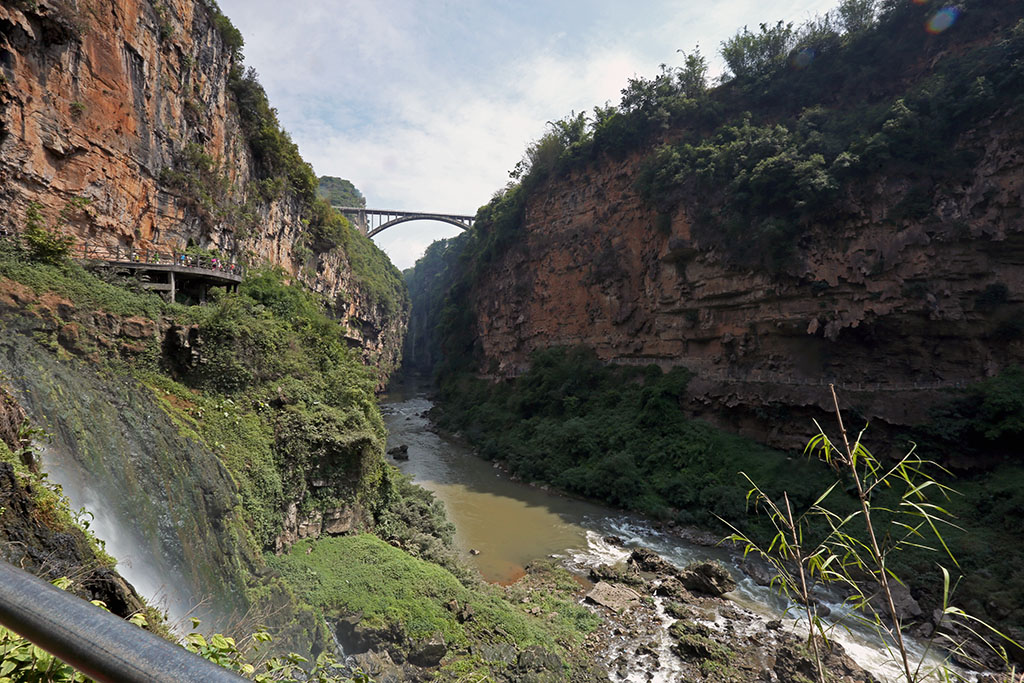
[333,206,475,238]
[367,214,470,238]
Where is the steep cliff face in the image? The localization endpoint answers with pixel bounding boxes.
[0,0,405,374]
[467,113,1024,449]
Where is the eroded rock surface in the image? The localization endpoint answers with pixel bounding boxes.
[465,116,1024,452]
[588,546,879,683]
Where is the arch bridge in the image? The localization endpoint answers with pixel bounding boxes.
[333,206,475,238]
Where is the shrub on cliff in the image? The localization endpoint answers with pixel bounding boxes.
[720,20,796,81]
[21,202,76,264]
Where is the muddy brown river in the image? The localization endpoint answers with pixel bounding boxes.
[380,380,971,683]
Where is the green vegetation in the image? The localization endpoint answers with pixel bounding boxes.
[0,237,171,320]
[227,65,317,206]
[268,535,599,677]
[20,201,81,265]
[401,236,467,373]
[434,346,834,525]
[334,222,408,318]
[728,394,1021,681]
[0,596,369,683]
[177,618,369,682]
[930,366,1024,457]
[202,0,244,61]
[127,267,388,548]
[317,176,365,208]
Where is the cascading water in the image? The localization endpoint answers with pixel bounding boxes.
[0,331,248,632]
[41,445,197,625]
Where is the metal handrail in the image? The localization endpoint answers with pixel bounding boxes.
[0,560,249,683]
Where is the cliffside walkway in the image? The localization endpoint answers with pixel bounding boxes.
[333,206,475,238]
[75,243,243,302]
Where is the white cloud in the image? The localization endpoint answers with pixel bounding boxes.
[218,0,839,269]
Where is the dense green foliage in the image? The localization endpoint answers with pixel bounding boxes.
[0,235,173,319]
[203,0,244,61]
[130,268,388,547]
[317,176,366,208]
[434,347,834,525]
[401,236,468,373]
[227,66,318,206]
[634,10,1024,270]
[931,366,1024,457]
[336,223,409,318]
[21,202,77,264]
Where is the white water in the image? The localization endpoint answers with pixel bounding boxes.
[383,386,979,683]
[41,445,202,629]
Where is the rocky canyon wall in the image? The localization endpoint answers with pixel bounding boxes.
[0,0,405,373]
[467,116,1024,451]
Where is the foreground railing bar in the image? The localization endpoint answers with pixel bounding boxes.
[0,560,248,683]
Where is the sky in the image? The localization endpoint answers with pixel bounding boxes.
[217,0,840,270]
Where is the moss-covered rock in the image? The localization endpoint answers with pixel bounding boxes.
[268,536,605,681]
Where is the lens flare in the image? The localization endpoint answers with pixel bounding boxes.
[791,47,815,69]
[926,7,959,34]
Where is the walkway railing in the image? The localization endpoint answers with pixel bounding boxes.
[0,560,248,683]
[75,242,244,279]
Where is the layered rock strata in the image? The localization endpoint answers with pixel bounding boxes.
[468,117,1024,450]
[0,0,404,372]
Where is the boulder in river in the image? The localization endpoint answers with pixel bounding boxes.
[387,444,409,460]
[585,581,643,613]
[678,560,736,596]
[629,546,679,576]
[589,562,648,589]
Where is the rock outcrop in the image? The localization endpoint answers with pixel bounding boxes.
[465,115,1024,450]
[0,0,405,374]
[588,546,878,682]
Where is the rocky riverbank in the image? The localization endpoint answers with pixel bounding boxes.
[581,544,877,683]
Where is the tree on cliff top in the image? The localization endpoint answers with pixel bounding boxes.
[317,177,366,208]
